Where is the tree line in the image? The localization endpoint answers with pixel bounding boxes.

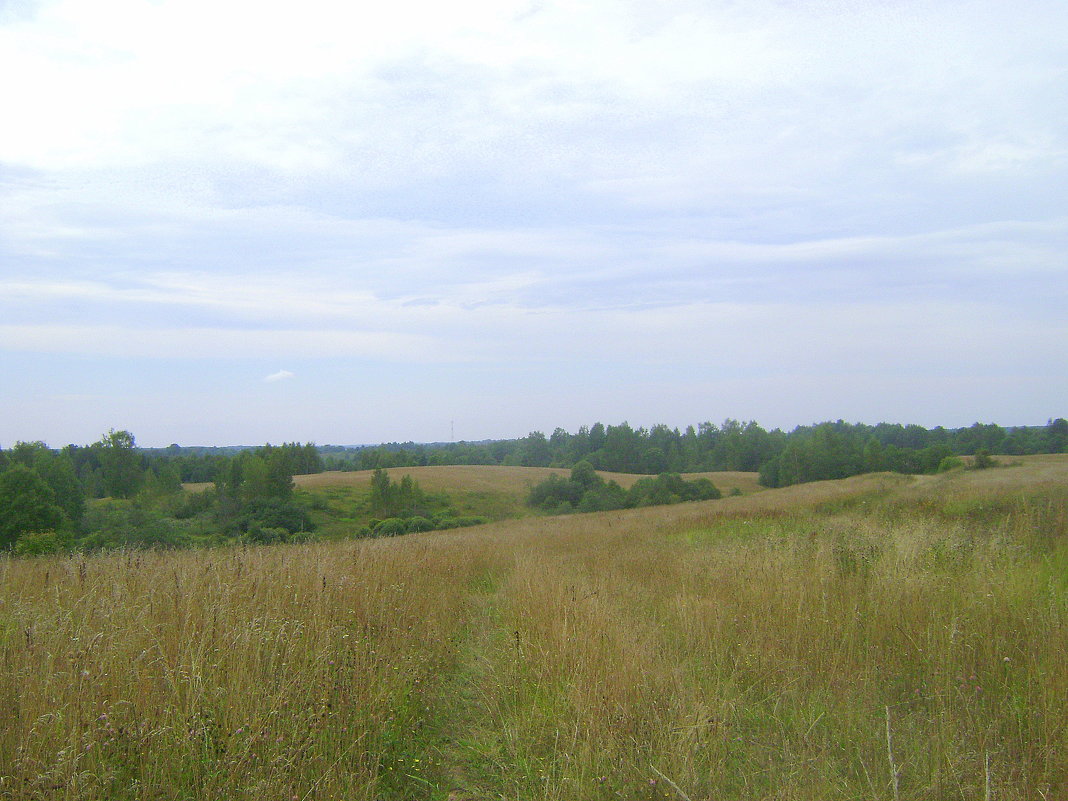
[1,417,1066,552]
[321,418,1068,483]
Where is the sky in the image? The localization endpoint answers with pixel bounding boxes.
[1,0,1066,448]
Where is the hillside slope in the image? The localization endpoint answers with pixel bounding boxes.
[6,454,1066,800]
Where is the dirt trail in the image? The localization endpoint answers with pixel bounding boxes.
[422,568,515,801]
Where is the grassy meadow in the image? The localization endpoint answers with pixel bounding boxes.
[3,456,1067,800]
[190,467,767,537]
[289,466,766,496]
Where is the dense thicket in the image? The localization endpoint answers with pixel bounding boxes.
[0,433,322,552]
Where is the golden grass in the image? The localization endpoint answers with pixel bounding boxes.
[8,455,1068,800]
[186,465,766,497]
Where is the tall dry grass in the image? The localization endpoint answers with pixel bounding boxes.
[0,538,507,800]
[4,457,1068,800]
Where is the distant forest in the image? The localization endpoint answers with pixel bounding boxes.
[317,417,1068,487]
[51,415,1066,494]
[7,417,1066,493]
[2,417,1066,553]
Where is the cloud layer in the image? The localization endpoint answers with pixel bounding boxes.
[1,0,1066,445]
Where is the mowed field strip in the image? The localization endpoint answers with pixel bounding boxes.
[6,454,1068,800]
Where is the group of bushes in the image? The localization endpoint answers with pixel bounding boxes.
[0,433,325,554]
[358,513,490,539]
[343,469,486,538]
[528,461,722,515]
[1,454,486,555]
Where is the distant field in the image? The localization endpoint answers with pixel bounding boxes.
[292,465,765,494]
[288,467,765,536]
[185,464,766,500]
[11,454,1068,800]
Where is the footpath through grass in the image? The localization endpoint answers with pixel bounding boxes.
[3,459,1068,800]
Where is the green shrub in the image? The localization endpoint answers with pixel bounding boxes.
[239,498,314,534]
[576,481,627,512]
[14,531,61,556]
[937,456,965,473]
[170,488,216,519]
[80,502,192,550]
[373,518,408,537]
[241,526,289,545]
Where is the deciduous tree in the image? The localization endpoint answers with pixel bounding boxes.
[98,429,143,499]
[0,465,64,549]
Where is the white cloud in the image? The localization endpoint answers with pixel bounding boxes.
[4,0,1064,185]
[0,324,442,360]
[1,0,1065,443]
[264,369,295,383]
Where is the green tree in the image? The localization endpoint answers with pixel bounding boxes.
[588,422,607,452]
[0,465,64,549]
[1047,418,1068,453]
[7,442,86,524]
[367,470,431,518]
[641,447,669,475]
[8,441,50,467]
[369,468,395,516]
[33,449,85,524]
[236,452,294,505]
[570,460,601,492]
[862,437,888,473]
[98,429,143,498]
[602,422,641,472]
[520,431,552,467]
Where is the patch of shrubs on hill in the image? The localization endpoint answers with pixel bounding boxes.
[528,461,721,515]
[353,469,488,538]
[357,513,489,539]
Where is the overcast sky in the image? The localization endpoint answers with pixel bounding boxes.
[2,0,1066,448]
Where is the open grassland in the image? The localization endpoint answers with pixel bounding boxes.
[293,466,765,496]
[5,456,1068,800]
[187,465,765,497]
[194,466,767,536]
[313,467,764,530]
